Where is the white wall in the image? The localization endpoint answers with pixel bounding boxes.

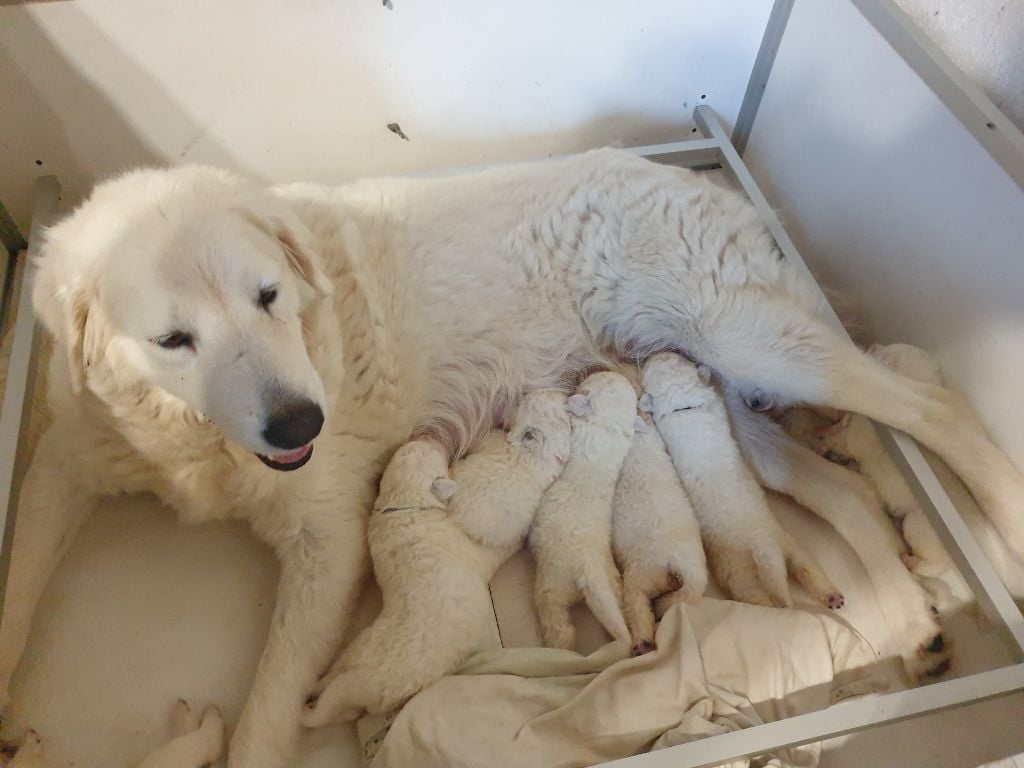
[894,0,1024,131]
[745,0,1024,467]
[0,0,771,231]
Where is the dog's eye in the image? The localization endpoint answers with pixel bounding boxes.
[154,331,195,350]
[258,286,278,311]
[521,428,539,442]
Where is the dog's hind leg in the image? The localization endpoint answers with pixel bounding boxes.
[728,400,950,681]
[691,306,1024,565]
[829,351,1024,563]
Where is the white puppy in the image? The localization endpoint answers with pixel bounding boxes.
[612,411,707,655]
[447,390,571,552]
[641,353,843,611]
[529,372,636,650]
[2,700,224,768]
[304,392,570,725]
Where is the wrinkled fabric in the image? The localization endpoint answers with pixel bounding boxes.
[358,599,888,768]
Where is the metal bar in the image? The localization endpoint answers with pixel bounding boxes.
[695,103,1024,656]
[880,428,1024,657]
[850,0,1024,191]
[416,137,724,181]
[0,201,27,257]
[625,137,722,168]
[731,0,795,156]
[0,177,60,617]
[602,662,1024,768]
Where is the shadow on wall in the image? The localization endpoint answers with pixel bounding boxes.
[0,5,255,230]
[0,1,758,230]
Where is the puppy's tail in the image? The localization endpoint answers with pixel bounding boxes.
[665,551,709,605]
[580,560,631,645]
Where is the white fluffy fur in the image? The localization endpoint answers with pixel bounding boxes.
[9,149,1023,761]
[303,393,570,725]
[784,344,1024,599]
[726,394,951,681]
[2,700,223,768]
[529,372,636,649]
[641,353,843,612]
[611,411,707,655]
[447,390,571,550]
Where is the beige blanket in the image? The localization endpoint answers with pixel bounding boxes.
[357,599,889,768]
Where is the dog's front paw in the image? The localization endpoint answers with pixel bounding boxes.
[4,730,45,768]
[138,700,225,768]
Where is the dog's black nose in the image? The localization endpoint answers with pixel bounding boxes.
[263,399,324,449]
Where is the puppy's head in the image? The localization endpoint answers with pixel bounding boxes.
[33,165,332,471]
[639,353,716,419]
[376,440,454,512]
[507,389,571,466]
[567,371,637,435]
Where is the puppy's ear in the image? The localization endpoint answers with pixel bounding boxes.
[32,241,94,394]
[567,394,592,418]
[238,200,332,297]
[638,392,654,415]
[633,415,653,434]
[431,477,458,502]
[696,365,712,385]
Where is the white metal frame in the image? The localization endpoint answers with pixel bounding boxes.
[1,1,1023,762]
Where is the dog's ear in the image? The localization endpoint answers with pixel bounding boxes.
[32,240,94,394]
[567,394,592,418]
[431,477,458,502]
[238,200,332,297]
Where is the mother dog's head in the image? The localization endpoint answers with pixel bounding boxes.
[33,165,333,471]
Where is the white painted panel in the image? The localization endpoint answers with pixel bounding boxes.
[744,0,1024,469]
[0,0,771,230]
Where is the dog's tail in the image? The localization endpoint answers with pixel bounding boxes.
[580,560,630,645]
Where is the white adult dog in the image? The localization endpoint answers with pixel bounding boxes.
[4,149,1023,765]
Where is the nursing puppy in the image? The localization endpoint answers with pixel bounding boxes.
[612,410,707,655]
[529,372,635,650]
[641,353,843,612]
[303,392,570,724]
[12,149,1022,762]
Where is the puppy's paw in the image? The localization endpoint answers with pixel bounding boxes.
[825,592,845,610]
[630,640,656,657]
[302,674,365,728]
[897,612,952,683]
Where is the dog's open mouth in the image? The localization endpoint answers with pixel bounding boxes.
[257,443,314,471]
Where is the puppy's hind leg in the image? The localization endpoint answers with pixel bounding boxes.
[729,402,949,681]
[534,568,578,650]
[621,567,657,655]
[773,521,845,609]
